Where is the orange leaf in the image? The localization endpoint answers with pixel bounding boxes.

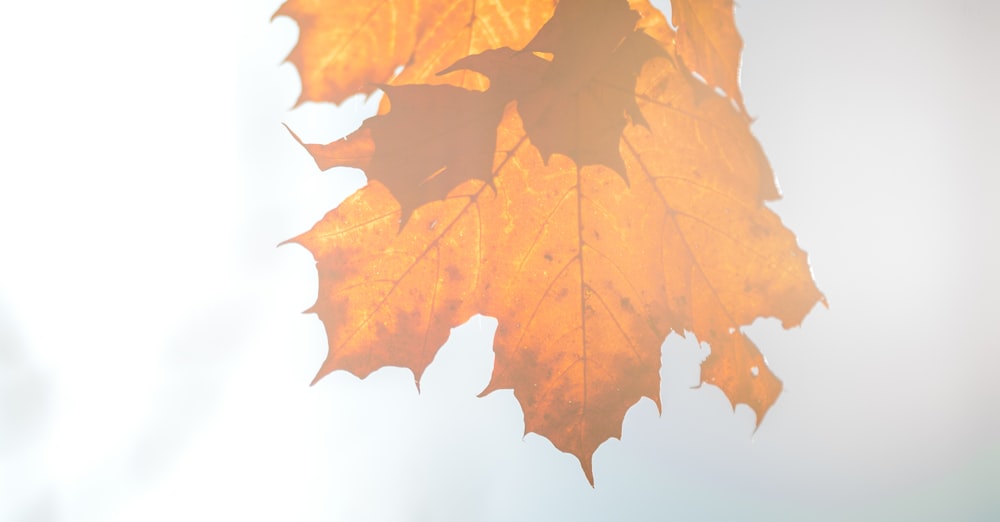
[671,0,747,113]
[477,109,668,485]
[274,0,555,105]
[284,180,485,385]
[281,0,824,484]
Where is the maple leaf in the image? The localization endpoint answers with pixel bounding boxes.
[285,83,508,224]
[279,0,824,484]
[473,3,663,178]
[283,180,483,384]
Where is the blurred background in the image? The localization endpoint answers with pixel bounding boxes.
[1,0,998,520]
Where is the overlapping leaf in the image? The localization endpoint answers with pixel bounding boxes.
[278,0,824,484]
[286,83,507,224]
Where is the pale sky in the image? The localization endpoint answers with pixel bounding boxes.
[1,0,998,520]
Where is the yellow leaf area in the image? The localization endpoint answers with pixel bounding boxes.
[274,0,555,105]
[279,0,824,484]
[671,0,747,113]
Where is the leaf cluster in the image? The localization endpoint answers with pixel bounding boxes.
[276,0,824,484]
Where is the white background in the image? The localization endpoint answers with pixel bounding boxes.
[2,0,998,520]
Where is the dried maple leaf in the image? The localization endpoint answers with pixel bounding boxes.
[279,0,824,484]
